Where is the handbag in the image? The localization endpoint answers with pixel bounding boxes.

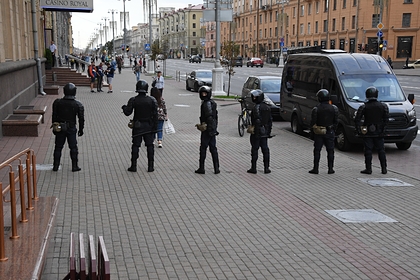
[163,119,175,134]
[312,124,326,135]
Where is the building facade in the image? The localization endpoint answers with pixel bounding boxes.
[0,1,72,137]
[159,5,205,58]
[220,0,419,63]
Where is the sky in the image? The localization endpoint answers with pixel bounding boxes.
[71,0,193,50]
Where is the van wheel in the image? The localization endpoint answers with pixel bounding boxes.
[291,115,303,135]
[396,142,412,150]
[335,125,351,151]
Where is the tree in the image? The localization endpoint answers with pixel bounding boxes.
[220,40,240,96]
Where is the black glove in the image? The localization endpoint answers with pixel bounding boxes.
[121,105,127,110]
[78,130,84,137]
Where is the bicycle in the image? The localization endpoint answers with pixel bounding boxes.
[237,97,251,137]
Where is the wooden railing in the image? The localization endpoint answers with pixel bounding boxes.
[0,148,38,261]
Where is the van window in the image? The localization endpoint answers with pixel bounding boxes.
[340,74,405,102]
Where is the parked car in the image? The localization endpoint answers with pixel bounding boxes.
[406,59,420,69]
[220,56,243,67]
[246,57,264,67]
[189,55,201,63]
[241,75,282,119]
[186,70,212,92]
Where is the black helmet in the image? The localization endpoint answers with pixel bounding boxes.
[316,89,330,102]
[365,86,378,100]
[198,86,212,100]
[63,83,77,96]
[136,80,148,93]
[251,89,264,104]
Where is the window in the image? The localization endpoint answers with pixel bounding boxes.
[343,0,346,8]
[341,17,345,30]
[193,23,196,28]
[353,0,357,6]
[193,40,196,45]
[269,28,272,37]
[316,1,319,13]
[270,12,272,22]
[264,28,267,38]
[292,24,295,35]
[324,0,328,12]
[260,14,262,23]
[323,20,328,32]
[308,23,311,34]
[315,21,319,33]
[193,32,196,36]
[332,18,336,31]
[193,14,196,19]
[333,0,337,10]
[300,5,304,16]
[308,3,312,15]
[371,14,380,28]
[293,7,296,18]
[300,23,304,35]
[275,27,278,36]
[275,11,278,21]
[404,0,413,3]
[210,34,214,40]
[306,41,311,46]
[352,15,356,29]
[402,13,411,27]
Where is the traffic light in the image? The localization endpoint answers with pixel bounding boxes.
[126,45,130,52]
[358,44,362,51]
[378,37,384,55]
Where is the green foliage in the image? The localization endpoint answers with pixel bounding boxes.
[151,40,162,60]
[220,41,240,96]
[44,48,53,65]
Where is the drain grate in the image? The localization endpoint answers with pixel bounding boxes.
[358,178,413,187]
[325,209,398,223]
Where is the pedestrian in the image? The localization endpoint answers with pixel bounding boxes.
[405,56,409,68]
[355,86,389,174]
[116,56,123,74]
[194,86,220,174]
[153,70,164,95]
[87,61,96,93]
[81,55,86,72]
[51,83,85,172]
[49,40,57,67]
[247,89,273,174]
[96,62,104,92]
[143,57,146,72]
[122,80,158,172]
[150,87,167,148]
[309,89,339,174]
[387,55,393,69]
[105,61,115,93]
[133,63,141,82]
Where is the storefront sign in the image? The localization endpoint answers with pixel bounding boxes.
[40,0,94,12]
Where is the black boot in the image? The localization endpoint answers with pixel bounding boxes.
[53,159,60,171]
[263,154,271,174]
[212,152,220,174]
[309,163,319,174]
[195,164,205,174]
[360,164,372,174]
[214,162,220,174]
[328,155,335,174]
[72,161,81,172]
[247,161,257,174]
[381,163,387,174]
[128,160,137,172]
[148,161,154,172]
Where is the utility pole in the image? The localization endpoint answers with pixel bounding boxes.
[119,0,130,55]
[102,17,109,45]
[108,9,118,56]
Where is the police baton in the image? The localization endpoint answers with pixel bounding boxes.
[132,129,163,138]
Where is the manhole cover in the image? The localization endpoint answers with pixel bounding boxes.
[358,178,413,187]
[174,104,190,107]
[325,209,397,223]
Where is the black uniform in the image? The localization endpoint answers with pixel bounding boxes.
[248,93,273,174]
[195,86,219,174]
[354,97,389,174]
[309,102,339,174]
[52,87,85,172]
[123,90,158,172]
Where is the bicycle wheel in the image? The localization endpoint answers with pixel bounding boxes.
[238,113,245,137]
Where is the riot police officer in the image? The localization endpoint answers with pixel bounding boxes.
[52,83,85,172]
[247,90,272,174]
[309,89,339,174]
[122,80,158,172]
[195,86,220,174]
[355,86,389,174]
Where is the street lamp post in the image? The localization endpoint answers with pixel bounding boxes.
[119,0,130,56]
[97,23,103,47]
[108,9,118,55]
[277,0,289,68]
[102,17,109,45]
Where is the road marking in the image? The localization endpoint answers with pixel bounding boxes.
[174,104,190,107]
[179,93,194,96]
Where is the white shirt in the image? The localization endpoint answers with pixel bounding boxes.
[49,43,57,54]
[155,76,164,89]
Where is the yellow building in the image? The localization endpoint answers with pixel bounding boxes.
[221,0,419,63]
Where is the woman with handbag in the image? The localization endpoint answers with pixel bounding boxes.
[151,87,167,148]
